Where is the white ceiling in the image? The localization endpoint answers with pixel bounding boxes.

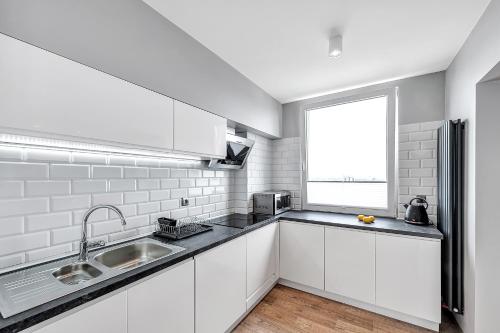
[144,0,490,103]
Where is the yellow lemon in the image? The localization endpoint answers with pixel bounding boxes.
[357,214,365,221]
[363,216,375,223]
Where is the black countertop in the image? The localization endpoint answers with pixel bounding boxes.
[280,210,443,239]
[0,211,441,332]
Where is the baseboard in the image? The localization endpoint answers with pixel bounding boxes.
[226,277,279,332]
[279,279,440,332]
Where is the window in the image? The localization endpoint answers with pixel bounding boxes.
[304,91,396,216]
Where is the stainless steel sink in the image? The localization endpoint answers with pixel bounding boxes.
[52,262,103,285]
[0,238,185,318]
[93,241,176,270]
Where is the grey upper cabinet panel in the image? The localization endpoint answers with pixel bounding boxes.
[0,34,174,151]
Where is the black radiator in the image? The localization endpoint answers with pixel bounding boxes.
[437,119,464,314]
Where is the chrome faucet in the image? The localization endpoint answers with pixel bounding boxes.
[78,205,127,262]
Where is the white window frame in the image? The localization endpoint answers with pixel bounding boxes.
[301,88,397,217]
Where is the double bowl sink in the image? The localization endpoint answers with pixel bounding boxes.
[52,240,178,285]
[0,238,185,318]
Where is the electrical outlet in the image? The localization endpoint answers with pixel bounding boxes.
[180,198,189,206]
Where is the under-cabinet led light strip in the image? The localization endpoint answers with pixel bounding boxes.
[0,133,203,161]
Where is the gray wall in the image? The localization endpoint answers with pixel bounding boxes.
[0,0,282,138]
[445,0,500,331]
[282,71,445,138]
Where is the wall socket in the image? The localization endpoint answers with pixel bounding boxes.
[180,198,189,206]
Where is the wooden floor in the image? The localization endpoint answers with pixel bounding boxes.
[233,285,461,333]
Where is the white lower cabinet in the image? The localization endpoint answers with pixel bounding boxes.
[246,223,279,309]
[195,237,247,333]
[325,227,376,304]
[127,259,195,333]
[279,221,324,290]
[33,292,127,333]
[376,233,441,323]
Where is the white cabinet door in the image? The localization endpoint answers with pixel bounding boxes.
[173,100,226,158]
[325,227,375,304]
[195,237,246,333]
[33,292,126,333]
[246,222,279,308]
[376,233,441,322]
[279,221,324,290]
[0,34,174,150]
[128,259,194,333]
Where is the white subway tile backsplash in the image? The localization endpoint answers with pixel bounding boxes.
[93,192,123,205]
[161,199,180,211]
[179,178,195,188]
[92,220,123,237]
[202,187,215,196]
[52,195,90,211]
[73,208,108,224]
[124,215,150,230]
[124,191,148,204]
[27,212,72,232]
[188,188,203,197]
[0,181,23,198]
[124,167,149,179]
[138,179,160,190]
[72,180,107,194]
[171,188,188,199]
[0,217,24,237]
[202,170,214,178]
[188,169,202,178]
[0,147,23,161]
[202,204,216,214]
[0,232,49,256]
[195,178,209,187]
[170,208,188,219]
[398,120,439,224]
[72,152,107,165]
[108,155,135,166]
[25,180,70,197]
[52,225,80,246]
[110,204,137,218]
[27,244,73,262]
[196,196,210,206]
[0,254,25,269]
[161,179,179,189]
[170,169,188,178]
[137,202,160,215]
[0,198,49,217]
[188,206,202,216]
[109,179,136,192]
[0,162,48,179]
[150,168,170,178]
[150,189,171,201]
[51,164,89,179]
[25,149,71,163]
[92,166,122,178]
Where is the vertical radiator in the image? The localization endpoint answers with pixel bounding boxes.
[437,119,464,314]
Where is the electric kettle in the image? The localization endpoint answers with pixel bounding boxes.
[403,197,430,225]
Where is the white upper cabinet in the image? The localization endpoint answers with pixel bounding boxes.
[33,292,127,333]
[325,227,376,304]
[0,34,174,150]
[246,222,279,309]
[173,100,227,158]
[127,260,194,333]
[376,233,441,323]
[279,221,325,290]
[195,237,247,333]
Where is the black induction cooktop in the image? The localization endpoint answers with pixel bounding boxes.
[210,213,273,229]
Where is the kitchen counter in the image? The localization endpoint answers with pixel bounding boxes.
[280,210,443,239]
[0,211,441,332]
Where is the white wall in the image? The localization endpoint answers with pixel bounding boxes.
[0,0,282,138]
[282,71,445,138]
[445,0,500,331]
[0,148,235,270]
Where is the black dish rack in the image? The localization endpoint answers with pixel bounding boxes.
[153,216,213,240]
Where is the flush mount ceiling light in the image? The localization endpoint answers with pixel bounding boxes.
[328,34,343,58]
